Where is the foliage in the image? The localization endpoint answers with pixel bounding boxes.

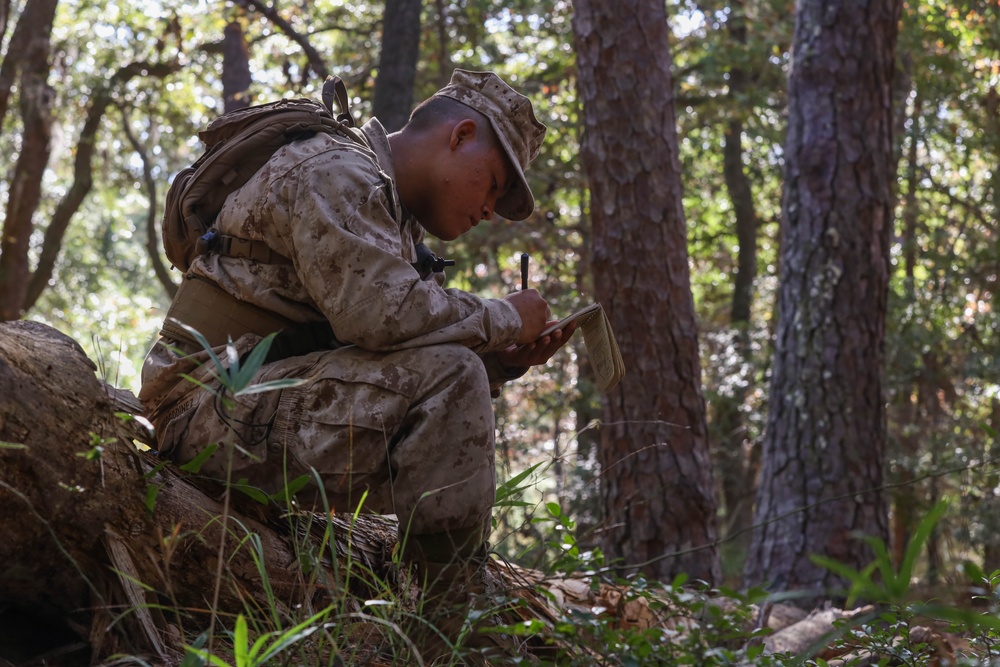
[810,501,950,609]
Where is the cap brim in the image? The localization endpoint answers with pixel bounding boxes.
[489,118,535,221]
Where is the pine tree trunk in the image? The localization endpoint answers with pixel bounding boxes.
[372,0,422,132]
[573,0,720,584]
[744,0,903,603]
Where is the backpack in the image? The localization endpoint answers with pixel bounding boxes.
[162,76,365,272]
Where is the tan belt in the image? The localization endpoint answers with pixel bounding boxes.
[160,275,297,350]
[160,276,339,363]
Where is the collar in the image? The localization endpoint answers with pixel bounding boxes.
[360,117,418,232]
[360,117,396,185]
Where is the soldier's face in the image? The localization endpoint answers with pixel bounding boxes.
[418,121,512,241]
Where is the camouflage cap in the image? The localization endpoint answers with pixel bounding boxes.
[432,69,547,221]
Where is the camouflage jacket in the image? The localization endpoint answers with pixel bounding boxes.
[140,118,524,424]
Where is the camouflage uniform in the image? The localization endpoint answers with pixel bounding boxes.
[140,118,526,536]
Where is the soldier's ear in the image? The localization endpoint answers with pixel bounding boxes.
[449,119,478,151]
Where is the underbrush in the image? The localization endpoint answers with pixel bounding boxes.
[129,495,1000,667]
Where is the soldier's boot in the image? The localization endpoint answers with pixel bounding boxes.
[401,527,522,665]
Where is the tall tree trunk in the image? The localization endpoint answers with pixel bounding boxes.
[0,0,58,321]
[574,0,721,584]
[744,0,902,604]
[372,0,422,132]
[222,20,252,112]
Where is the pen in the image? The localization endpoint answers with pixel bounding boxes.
[520,253,529,290]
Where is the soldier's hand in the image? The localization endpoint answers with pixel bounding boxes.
[495,321,577,368]
[505,289,551,344]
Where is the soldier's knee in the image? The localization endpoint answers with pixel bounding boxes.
[420,344,490,395]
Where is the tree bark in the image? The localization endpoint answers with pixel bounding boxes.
[573,0,721,583]
[0,0,58,321]
[744,0,903,603]
[222,20,253,112]
[372,0,422,132]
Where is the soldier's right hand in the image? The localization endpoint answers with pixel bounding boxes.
[505,289,551,344]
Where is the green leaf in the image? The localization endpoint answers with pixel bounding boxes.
[178,444,219,473]
[179,631,210,667]
[495,461,545,503]
[254,608,332,664]
[143,459,171,479]
[230,332,278,391]
[267,474,312,502]
[177,373,220,398]
[225,338,241,385]
[232,479,269,504]
[0,441,27,449]
[185,648,233,667]
[145,483,161,513]
[171,319,225,374]
[234,377,307,397]
[809,554,880,606]
[899,500,948,594]
[233,614,248,667]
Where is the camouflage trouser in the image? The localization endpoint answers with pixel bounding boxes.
[167,343,496,536]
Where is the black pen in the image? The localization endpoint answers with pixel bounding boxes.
[520,253,529,290]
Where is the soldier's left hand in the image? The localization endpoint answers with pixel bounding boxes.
[495,321,577,368]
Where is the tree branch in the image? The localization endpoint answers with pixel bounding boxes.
[234,0,329,80]
[24,60,182,311]
[117,103,178,299]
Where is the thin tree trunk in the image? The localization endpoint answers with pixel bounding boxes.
[373,0,422,132]
[715,0,759,572]
[890,87,921,568]
[433,0,450,88]
[119,106,178,298]
[222,20,252,112]
[0,0,58,321]
[574,0,721,584]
